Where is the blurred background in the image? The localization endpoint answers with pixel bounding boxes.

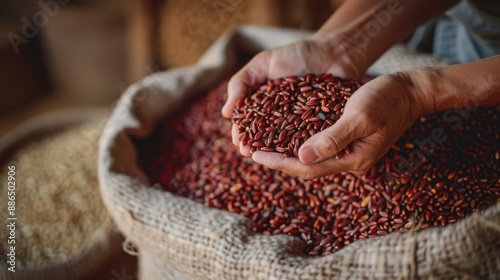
[0,0,344,136]
[0,0,343,278]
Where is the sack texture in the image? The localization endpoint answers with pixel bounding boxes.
[98,26,500,279]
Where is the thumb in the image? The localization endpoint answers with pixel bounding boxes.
[298,116,365,164]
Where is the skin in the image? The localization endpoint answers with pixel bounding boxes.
[222,0,500,179]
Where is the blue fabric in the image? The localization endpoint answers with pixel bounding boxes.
[408,0,500,63]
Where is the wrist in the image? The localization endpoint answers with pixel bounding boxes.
[385,69,438,121]
[309,30,369,80]
[406,67,449,115]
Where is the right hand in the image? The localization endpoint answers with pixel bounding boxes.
[222,33,366,156]
[252,71,427,178]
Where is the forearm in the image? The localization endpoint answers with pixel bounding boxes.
[414,55,500,114]
[313,0,459,72]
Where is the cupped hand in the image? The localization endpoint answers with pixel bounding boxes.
[252,72,427,179]
[222,34,364,156]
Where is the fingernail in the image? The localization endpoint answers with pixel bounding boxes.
[300,146,321,164]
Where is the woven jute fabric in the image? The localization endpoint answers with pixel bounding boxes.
[98,26,500,279]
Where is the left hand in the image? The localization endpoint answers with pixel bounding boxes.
[222,34,364,156]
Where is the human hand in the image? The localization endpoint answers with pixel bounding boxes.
[222,34,365,156]
[251,71,427,179]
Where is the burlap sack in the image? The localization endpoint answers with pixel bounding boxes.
[0,109,123,280]
[98,26,500,279]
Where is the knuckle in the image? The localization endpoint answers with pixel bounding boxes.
[228,72,243,88]
[228,75,238,87]
[321,134,343,156]
[302,172,317,180]
[355,111,372,126]
[252,51,270,63]
[354,168,369,175]
[352,161,372,174]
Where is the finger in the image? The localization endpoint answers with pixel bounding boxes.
[221,53,271,118]
[233,124,252,156]
[252,150,354,179]
[240,144,251,157]
[298,115,370,164]
[222,71,249,118]
[232,124,239,146]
